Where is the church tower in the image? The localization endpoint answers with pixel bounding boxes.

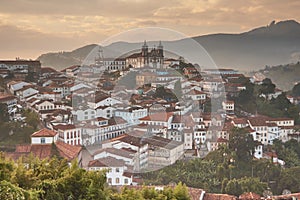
[157,41,164,68]
[142,40,149,66]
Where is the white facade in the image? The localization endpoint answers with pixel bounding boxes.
[88,164,133,186]
[31,136,56,144]
[184,130,193,150]
[56,125,82,145]
[222,101,235,112]
[115,107,148,125]
[7,81,30,94]
[73,108,96,121]
[95,97,122,108]
[16,87,39,101]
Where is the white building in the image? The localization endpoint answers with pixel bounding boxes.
[72,108,96,121]
[31,128,58,144]
[102,134,148,171]
[7,81,30,94]
[88,156,134,186]
[81,117,128,146]
[15,86,39,101]
[103,58,126,71]
[222,101,235,113]
[115,106,148,125]
[139,112,173,129]
[54,124,82,146]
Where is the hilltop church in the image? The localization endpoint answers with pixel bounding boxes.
[126,41,164,69]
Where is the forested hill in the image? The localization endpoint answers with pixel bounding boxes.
[257,62,300,91]
[37,20,300,71]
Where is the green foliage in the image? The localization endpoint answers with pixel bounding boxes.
[0,180,26,200]
[0,152,14,181]
[143,159,220,192]
[272,139,300,167]
[0,155,109,200]
[116,183,191,200]
[173,182,190,200]
[292,82,300,97]
[228,128,257,162]
[23,109,40,130]
[0,103,9,122]
[260,62,300,91]
[236,80,300,124]
[224,177,267,196]
[276,167,300,193]
[259,78,275,95]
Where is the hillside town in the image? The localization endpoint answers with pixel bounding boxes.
[1,41,300,199]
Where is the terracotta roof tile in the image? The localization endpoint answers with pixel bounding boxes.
[31,128,57,137]
[239,192,261,200]
[55,141,82,161]
[88,156,125,167]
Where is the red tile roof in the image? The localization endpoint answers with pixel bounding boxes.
[273,193,300,199]
[10,142,81,161]
[140,112,173,122]
[203,193,236,200]
[88,156,125,167]
[53,124,77,131]
[239,192,261,200]
[0,94,16,102]
[55,141,82,161]
[31,128,57,137]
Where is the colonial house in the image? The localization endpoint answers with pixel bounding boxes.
[222,101,235,113]
[7,81,30,94]
[144,135,184,168]
[139,112,173,129]
[72,108,96,121]
[81,117,128,146]
[88,156,134,186]
[31,128,58,144]
[15,85,39,101]
[6,129,82,166]
[102,134,149,171]
[115,106,148,125]
[53,124,82,146]
[93,147,135,167]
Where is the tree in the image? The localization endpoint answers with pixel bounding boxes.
[23,109,39,129]
[292,82,300,97]
[0,153,14,181]
[259,78,275,95]
[0,180,26,200]
[0,103,9,122]
[228,128,257,162]
[173,182,190,200]
[225,178,242,196]
[238,177,267,195]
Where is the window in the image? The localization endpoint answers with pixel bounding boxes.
[124,178,128,184]
[116,178,120,184]
[108,178,112,184]
[41,138,46,144]
[116,168,120,172]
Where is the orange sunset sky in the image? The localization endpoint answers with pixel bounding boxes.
[0,0,299,59]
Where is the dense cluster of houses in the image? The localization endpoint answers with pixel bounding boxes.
[1,42,300,187]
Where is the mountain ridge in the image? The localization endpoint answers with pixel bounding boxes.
[37,20,300,71]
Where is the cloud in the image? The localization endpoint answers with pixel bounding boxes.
[0,23,106,59]
[0,0,299,58]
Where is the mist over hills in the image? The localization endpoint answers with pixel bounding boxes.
[37,20,300,71]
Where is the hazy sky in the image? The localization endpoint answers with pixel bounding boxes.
[0,0,299,59]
